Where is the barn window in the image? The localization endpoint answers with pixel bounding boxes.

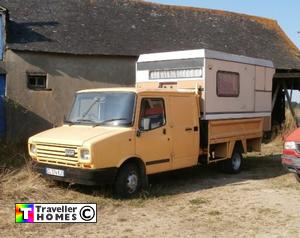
[27,73,48,90]
[216,71,240,97]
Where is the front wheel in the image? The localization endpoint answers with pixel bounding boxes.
[295,173,300,182]
[223,151,243,174]
[114,163,142,198]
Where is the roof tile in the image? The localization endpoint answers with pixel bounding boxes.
[0,0,299,69]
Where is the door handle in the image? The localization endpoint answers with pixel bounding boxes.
[185,127,192,131]
[163,128,167,134]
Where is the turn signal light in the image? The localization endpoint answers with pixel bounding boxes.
[83,164,92,168]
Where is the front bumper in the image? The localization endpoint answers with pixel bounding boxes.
[282,155,300,174]
[32,162,118,185]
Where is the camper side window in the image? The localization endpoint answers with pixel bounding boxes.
[216,71,240,97]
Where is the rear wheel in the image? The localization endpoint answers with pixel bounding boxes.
[295,173,300,182]
[223,151,243,174]
[114,163,142,198]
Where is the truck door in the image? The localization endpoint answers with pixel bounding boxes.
[136,97,172,174]
[169,96,199,169]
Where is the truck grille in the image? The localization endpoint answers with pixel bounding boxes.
[36,143,79,167]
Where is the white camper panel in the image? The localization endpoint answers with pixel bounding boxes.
[204,58,255,115]
[136,50,206,90]
[136,49,275,130]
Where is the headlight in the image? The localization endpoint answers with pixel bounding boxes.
[80,149,90,160]
[30,144,37,154]
[284,141,297,150]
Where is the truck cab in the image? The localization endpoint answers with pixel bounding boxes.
[29,88,200,197]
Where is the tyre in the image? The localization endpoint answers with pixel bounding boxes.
[114,163,142,198]
[295,173,300,183]
[223,151,243,174]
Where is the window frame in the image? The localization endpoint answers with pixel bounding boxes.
[216,70,240,98]
[27,73,50,91]
[138,97,166,132]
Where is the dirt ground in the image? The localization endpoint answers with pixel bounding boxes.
[0,140,299,238]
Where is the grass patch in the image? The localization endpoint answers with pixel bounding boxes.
[208,210,221,216]
[117,217,128,222]
[189,197,209,206]
[268,173,299,189]
[0,142,29,169]
[257,208,279,215]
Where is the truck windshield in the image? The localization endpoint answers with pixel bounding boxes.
[67,92,136,127]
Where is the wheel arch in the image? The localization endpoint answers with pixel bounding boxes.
[235,140,246,154]
[116,156,148,189]
[228,140,246,158]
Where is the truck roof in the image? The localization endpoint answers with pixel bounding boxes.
[77,87,197,96]
[138,49,274,68]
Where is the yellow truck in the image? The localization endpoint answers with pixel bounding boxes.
[28,49,275,197]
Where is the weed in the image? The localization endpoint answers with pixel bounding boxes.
[189,197,209,206]
[208,210,221,216]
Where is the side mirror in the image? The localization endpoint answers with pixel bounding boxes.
[136,129,141,137]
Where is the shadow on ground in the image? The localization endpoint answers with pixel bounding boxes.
[62,153,286,199]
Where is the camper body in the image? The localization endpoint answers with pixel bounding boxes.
[137,49,274,131]
[28,49,275,198]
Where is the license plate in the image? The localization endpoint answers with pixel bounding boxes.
[46,168,65,177]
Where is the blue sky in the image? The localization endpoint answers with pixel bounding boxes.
[149,0,300,49]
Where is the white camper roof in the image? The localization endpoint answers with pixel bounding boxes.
[138,49,274,68]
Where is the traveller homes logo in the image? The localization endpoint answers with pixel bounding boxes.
[15,203,97,223]
[15,204,34,223]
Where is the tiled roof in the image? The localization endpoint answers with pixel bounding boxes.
[1,0,299,69]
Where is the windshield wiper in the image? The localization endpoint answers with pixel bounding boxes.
[81,97,100,118]
[71,118,129,127]
[101,118,128,123]
[93,118,129,127]
[64,120,74,125]
[76,119,97,123]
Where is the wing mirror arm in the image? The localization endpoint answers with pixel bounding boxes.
[136,129,142,137]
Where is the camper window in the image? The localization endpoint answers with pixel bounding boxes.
[216,71,240,97]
